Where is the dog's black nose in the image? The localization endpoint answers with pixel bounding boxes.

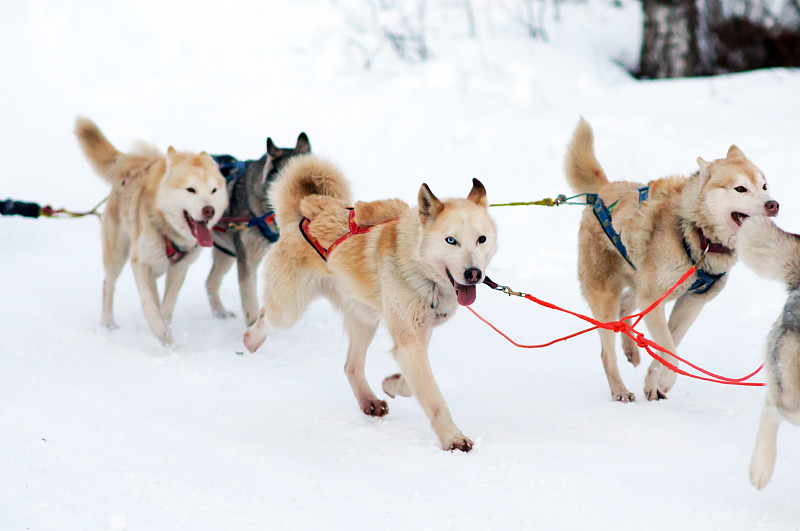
[765,200,779,217]
[201,205,215,220]
[464,267,482,284]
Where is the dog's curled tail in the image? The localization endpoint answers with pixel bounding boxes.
[75,118,123,184]
[269,154,353,229]
[738,216,800,289]
[564,117,609,194]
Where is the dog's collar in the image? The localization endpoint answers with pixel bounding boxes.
[695,226,733,255]
[163,235,190,264]
[681,230,727,295]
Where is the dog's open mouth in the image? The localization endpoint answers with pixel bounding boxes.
[184,210,213,247]
[731,212,749,227]
[446,269,477,306]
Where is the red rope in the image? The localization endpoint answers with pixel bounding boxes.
[470,265,764,387]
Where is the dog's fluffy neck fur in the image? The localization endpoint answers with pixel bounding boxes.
[395,209,458,318]
[677,172,738,274]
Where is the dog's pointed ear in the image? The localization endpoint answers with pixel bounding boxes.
[266,138,280,158]
[295,132,311,154]
[199,150,209,157]
[467,178,487,207]
[418,183,444,225]
[696,156,711,181]
[727,145,744,160]
[166,146,177,167]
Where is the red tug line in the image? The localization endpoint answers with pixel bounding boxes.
[475,266,765,387]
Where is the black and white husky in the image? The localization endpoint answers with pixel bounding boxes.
[207,133,310,326]
[737,216,800,489]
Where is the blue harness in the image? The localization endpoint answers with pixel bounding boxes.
[585,185,724,294]
[681,237,726,295]
[211,153,280,242]
[584,186,649,270]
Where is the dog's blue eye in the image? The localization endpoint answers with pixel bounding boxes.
[734,186,747,193]
[187,187,196,194]
[445,236,457,245]
[477,235,486,244]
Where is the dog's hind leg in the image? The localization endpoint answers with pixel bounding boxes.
[588,287,634,402]
[619,288,640,367]
[206,248,236,319]
[101,215,129,329]
[243,241,320,352]
[750,395,783,489]
[342,311,387,417]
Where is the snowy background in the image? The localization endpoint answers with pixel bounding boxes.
[2,0,800,529]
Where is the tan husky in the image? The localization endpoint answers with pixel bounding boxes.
[75,118,228,345]
[564,118,778,401]
[243,154,497,451]
[737,217,800,489]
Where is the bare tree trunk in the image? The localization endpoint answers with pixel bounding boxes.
[638,0,700,78]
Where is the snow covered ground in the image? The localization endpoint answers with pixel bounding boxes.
[2,1,800,529]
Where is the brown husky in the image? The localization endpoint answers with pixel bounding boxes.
[75,118,227,345]
[564,118,778,401]
[243,154,497,451]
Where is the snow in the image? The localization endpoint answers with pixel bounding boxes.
[2,0,800,529]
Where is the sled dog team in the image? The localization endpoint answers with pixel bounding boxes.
[75,117,797,487]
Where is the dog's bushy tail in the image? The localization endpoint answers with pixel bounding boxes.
[269,154,352,229]
[74,118,122,185]
[564,117,609,194]
[738,217,800,289]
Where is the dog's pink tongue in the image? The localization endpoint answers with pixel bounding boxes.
[455,283,477,306]
[194,221,213,247]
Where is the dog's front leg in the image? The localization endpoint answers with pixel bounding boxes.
[131,260,173,345]
[641,301,679,400]
[390,323,471,451]
[161,259,191,325]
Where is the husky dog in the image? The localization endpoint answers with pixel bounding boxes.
[243,154,497,451]
[75,118,227,345]
[564,118,778,401]
[737,217,800,489]
[206,133,310,326]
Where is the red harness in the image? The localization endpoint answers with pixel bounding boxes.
[163,235,190,264]
[300,208,394,261]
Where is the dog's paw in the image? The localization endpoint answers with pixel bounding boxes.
[612,391,636,402]
[211,307,236,319]
[159,331,175,347]
[643,386,668,401]
[382,373,412,398]
[622,338,641,367]
[444,436,474,452]
[243,328,266,353]
[360,398,389,417]
[643,370,671,401]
